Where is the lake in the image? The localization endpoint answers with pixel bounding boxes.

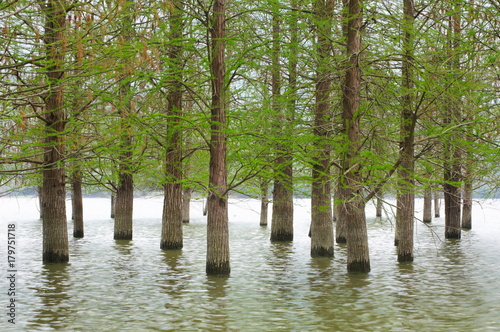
[1,195,500,331]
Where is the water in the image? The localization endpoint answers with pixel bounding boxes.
[1,196,500,331]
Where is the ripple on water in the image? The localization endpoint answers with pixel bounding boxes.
[2,197,500,331]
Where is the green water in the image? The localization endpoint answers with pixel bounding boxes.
[1,197,500,331]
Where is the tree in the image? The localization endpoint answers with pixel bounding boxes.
[395,0,416,262]
[114,0,136,240]
[39,0,69,263]
[270,0,294,242]
[206,0,230,275]
[340,0,370,272]
[310,0,334,257]
[161,0,184,250]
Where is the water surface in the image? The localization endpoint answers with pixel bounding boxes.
[1,196,499,331]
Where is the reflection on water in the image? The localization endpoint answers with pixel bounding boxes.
[29,264,74,330]
[2,197,500,331]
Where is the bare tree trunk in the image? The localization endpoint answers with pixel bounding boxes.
[461,178,472,230]
[434,191,440,218]
[259,179,269,226]
[161,0,184,250]
[110,193,116,219]
[423,186,432,223]
[310,0,334,257]
[114,0,135,240]
[335,184,347,243]
[206,0,230,275]
[462,178,472,229]
[443,6,462,240]
[38,185,44,219]
[376,193,383,218]
[182,187,192,223]
[341,0,370,272]
[270,4,294,242]
[40,0,69,263]
[395,0,416,263]
[72,168,84,238]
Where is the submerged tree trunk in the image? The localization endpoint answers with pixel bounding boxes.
[161,0,184,250]
[335,184,347,243]
[182,187,192,223]
[443,6,462,240]
[461,178,472,230]
[72,168,84,238]
[260,179,269,226]
[38,185,44,219]
[434,191,440,218]
[114,0,135,241]
[310,0,334,257]
[423,186,432,223]
[206,0,230,275]
[395,0,416,263]
[41,0,69,263]
[270,3,294,242]
[341,0,370,272]
[110,193,116,219]
[376,193,383,218]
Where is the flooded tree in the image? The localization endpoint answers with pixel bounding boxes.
[114,0,135,240]
[40,0,69,263]
[206,0,230,275]
[270,0,294,242]
[310,0,334,257]
[161,0,184,250]
[395,0,416,262]
[341,0,370,272]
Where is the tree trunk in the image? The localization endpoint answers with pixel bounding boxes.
[376,193,383,218]
[310,0,334,257]
[110,193,116,219]
[434,191,440,218]
[461,174,472,230]
[161,0,184,250]
[182,187,192,223]
[38,185,44,219]
[270,4,294,242]
[423,186,432,223]
[259,179,269,226]
[443,6,462,240]
[206,0,230,275]
[72,168,84,238]
[395,0,416,263]
[114,0,135,240]
[341,0,370,272]
[41,0,69,263]
[335,184,347,243]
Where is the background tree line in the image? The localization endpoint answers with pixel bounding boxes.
[0,0,498,274]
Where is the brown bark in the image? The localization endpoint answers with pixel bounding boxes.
[396,0,416,263]
[38,185,44,219]
[341,0,370,272]
[206,0,230,275]
[110,193,116,219]
[461,178,472,229]
[376,193,383,218]
[182,187,192,223]
[434,191,440,218]
[114,0,135,240]
[310,0,334,257]
[423,186,432,223]
[443,6,462,240]
[270,2,294,242]
[72,168,84,238]
[161,0,184,250]
[260,179,269,226]
[335,184,347,243]
[40,0,69,263]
